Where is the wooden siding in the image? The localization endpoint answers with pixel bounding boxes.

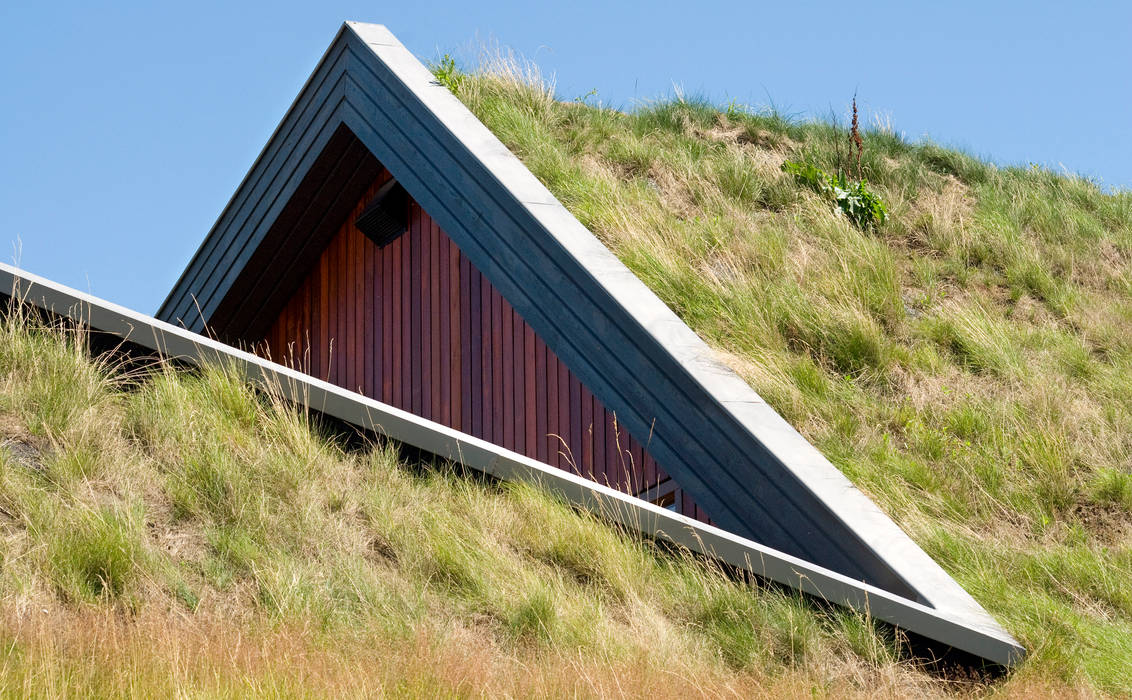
[262,173,711,522]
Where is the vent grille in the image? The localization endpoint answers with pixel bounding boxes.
[355,179,408,247]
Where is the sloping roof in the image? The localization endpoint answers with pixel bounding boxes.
[6,261,1021,664]
[156,22,1022,663]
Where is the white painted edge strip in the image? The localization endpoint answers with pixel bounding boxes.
[1,262,1023,666]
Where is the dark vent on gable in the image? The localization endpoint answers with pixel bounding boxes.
[355,179,408,246]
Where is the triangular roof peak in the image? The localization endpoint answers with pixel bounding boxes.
[158,22,1022,664]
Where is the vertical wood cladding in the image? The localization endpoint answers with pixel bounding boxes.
[263,172,710,522]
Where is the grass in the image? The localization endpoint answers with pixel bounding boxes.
[437,51,1130,695]
[0,311,954,697]
[0,53,1128,697]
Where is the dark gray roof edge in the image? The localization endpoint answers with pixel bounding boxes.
[339,23,998,627]
[1,261,1025,666]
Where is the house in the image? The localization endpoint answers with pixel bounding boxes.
[3,22,1024,666]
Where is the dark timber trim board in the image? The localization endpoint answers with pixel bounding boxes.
[5,263,1023,665]
[151,23,1022,663]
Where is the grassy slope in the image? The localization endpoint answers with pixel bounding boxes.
[0,62,1128,697]
[1,313,952,698]
[449,59,1132,694]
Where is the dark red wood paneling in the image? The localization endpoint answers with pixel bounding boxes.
[263,172,710,523]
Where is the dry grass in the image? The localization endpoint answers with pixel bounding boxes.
[445,56,1132,696]
[0,311,1109,697]
[0,608,970,699]
[0,313,968,698]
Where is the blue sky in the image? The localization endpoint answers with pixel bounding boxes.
[1,1,1128,313]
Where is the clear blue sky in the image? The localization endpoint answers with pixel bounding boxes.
[1,1,1128,314]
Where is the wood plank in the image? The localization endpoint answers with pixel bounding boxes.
[436,224,449,426]
[283,277,294,362]
[273,281,284,360]
[310,243,321,378]
[347,241,356,381]
[267,310,275,361]
[317,245,328,380]
[469,264,481,438]
[391,234,402,407]
[409,204,422,414]
[501,294,513,450]
[325,227,333,376]
[319,232,328,376]
[265,315,274,363]
[513,308,525,456]
[443,238,457,425]
[621,415,635,492]
[545,347,558,468]
[279,284,290,362]
[534,335,547,463]
[344,219,354,391]
[286,278,295,364]
[382,223,393,403]
[362,175,375,395]
[481,273,490,441]
[631,436,645,491]
[352,224,360,389]
[295,279,303,362]
[315,244,324,375]
[490,285,503,446]
[357,220,365,391]
[302,275,312,370]
[305,275,312,366]
[364,227,374,397]
[332,224,343,387]
[378,223,387,398]
[524,324,536,459]
[593,395,606,485]
[460,254,473,435]
[430,218,442,424]
[400,209,412,412]
[556,354,569,470]
[606,410,621,490]
[580,383,593,479]
[420,205,432,420]
[266,306,275,361]
[339,222,349,389]
[567,371,580,474]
